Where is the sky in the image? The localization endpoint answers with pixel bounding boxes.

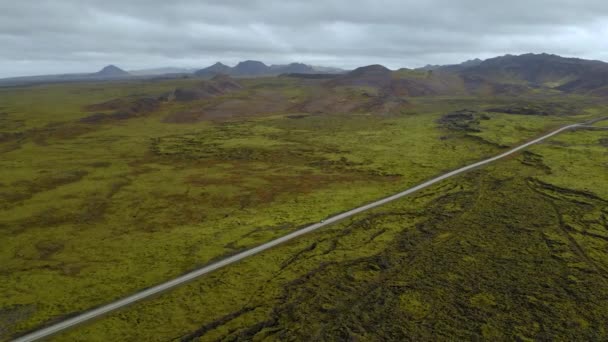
[2,0,608,78]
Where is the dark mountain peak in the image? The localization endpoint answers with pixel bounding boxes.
[481,53,595,65]
[233,60,270,75]
[236,60,267,67]
[462,52,608,89]
[328,64,392,89]
[476,53,608,72]
[418,64,442,71]
[460,58,483,67]
[349,64,391,76]
[276,62,314,74]
[195,60,321,77]
[206,62,231,71]
[194,62,233,77]
[286,62,308,67]
[418,58,483,72]
[96,65,129,76]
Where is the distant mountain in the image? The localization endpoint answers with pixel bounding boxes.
[460,58,483,68]
[311,65,348,74]
[194,61,326,77]
[328,63,530,97]
[417,64,442,71]
[95,65,130,77]
[328,64,393,88]
[271,63,315,74]
[0,64,133,86]
[416,58,483,72]
[4,54,608,96]
[232,60,268,76]
[194,62,233,77]
[409,53,608,95]
[457,53,608,88]
[129,67,196,76]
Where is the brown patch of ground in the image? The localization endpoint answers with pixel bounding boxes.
[1,170,89,208]
[80,97,161,124]
[83,98,125,112]
[173,75,243,102]
[292,89,370,114]
[0,305,36,338]
[35,240,65,259]
[0,131,23,144]
[164,89,290,123]
[185,160,400,209]
[205,93,289,119]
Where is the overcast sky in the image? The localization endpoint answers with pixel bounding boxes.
[2,0,608,77]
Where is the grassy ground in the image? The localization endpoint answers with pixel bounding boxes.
[58,125,608,341]
[0,78,605,340]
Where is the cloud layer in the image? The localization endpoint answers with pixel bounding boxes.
[2,0,608,77]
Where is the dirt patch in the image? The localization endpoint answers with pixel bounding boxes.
[81,97,161,124]
[87,161,111,168]
[293,89,368,114]
[173,76,243,102]
[286,114,310,119]
[520,151,552,173]
[35,240,65,259]
[207,97,285,118]
[20,122,96,145]
[1,170,88,208]
[210,74,243,92]
[173,88,215,102]
[163,110,206,123]
[83,98,125,112]
[356,93,410,114]
[165,90,290,123]
[0,304,37,339]
[0,131,24,144]
[180,306,257,342]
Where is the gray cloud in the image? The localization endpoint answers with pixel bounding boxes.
[2,0,608,77]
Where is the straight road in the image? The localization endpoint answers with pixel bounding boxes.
[13,118,607,342]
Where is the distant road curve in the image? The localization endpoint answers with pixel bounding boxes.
[13,117,607,342]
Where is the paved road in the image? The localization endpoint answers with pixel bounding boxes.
[13,118,607,342]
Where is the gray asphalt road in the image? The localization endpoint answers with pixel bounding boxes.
[12,118,606,342]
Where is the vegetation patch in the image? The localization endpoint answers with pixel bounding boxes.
[437,109,490,132]
[486,102,578,116]
[0,75,605,340]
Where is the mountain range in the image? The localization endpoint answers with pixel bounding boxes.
[193,61,340,77]
[322,53,608,97]
[0,65,133,86]
[3,54,608,96]
[128,67,198,76]
[0,61,344,86]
